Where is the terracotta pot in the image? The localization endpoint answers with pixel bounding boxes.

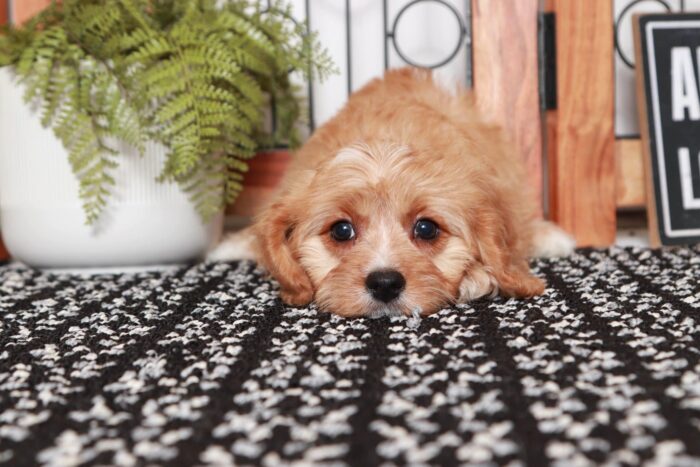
[0,236,7,261]
[227,149,292,219]
[12,0,52,23]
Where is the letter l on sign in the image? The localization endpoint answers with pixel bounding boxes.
[679,147,700,209]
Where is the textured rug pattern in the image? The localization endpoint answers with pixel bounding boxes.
[1,247,700,466]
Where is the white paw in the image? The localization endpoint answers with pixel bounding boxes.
[458,267,498,302]
[207,229,256,261]
[531,221,576,258]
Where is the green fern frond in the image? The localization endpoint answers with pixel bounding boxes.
[1,0,336,224]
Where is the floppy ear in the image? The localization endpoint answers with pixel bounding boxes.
[474,214,545,298]
[253,200,314,306]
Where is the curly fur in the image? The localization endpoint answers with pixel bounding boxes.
[211,68,574,317]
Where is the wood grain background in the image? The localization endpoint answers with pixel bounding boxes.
[549,0,616,246]
[0,0,7,25]
[616,139,646,209]
[633,16,661,247]
[472,0,543,217]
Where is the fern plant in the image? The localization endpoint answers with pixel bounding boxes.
[0,0,334,224]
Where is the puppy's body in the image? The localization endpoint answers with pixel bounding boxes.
[211,68,574,317]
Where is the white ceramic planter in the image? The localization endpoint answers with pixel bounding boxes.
[0,69,222,269]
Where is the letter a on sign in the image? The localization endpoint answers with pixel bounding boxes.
[635,14,700,244]
[671,47,700,121]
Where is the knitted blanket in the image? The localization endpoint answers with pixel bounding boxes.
[1,247,699,466]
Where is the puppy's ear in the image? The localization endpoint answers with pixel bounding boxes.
[254,201,314,306]
[474,217,545,298]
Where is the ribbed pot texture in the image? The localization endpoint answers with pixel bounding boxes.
[0,69,222,268]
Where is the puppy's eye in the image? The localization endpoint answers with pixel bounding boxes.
[414,219,439,240]
[330,221,356,242]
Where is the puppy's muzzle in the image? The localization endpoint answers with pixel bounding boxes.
[365,269,406,303]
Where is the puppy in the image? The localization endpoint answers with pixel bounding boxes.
[210,68,574,317]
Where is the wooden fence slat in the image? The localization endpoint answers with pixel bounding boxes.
[472,0,543,217]
[550,0,616,246]
[0,0,7,25]
[615,139,646,209]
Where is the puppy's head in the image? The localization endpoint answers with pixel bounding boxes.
[253,143,544,317]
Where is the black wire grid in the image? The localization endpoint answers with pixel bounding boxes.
[613,0,691,139]
[614,0,688,69]
[303,0,473,131]
[3,0,473,138]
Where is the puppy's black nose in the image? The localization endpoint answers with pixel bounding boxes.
[365,269,406,303]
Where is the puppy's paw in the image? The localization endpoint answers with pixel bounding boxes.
[504,274,545,298]
[458,267,498,302]
[531,221,576,258]
[280,286,314,307]
[207,228,256,261]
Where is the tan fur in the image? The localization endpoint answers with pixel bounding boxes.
[250,68,549,317]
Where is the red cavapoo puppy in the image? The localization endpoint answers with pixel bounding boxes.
[210,67,574,317]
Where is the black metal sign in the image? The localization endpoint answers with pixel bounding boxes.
[636,13,700,245]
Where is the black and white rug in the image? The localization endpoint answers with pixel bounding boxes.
[1,247,700,466]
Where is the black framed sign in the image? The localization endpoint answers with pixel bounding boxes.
[635,13,700,245]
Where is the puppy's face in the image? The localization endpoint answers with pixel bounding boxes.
[254,144,544,317]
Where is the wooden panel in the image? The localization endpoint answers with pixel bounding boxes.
[550,0,616,246]
[632,16,661,247]
[472,0,543,216]
[12,0,51,24]
[615,139,646,209]
[0,0,7,25]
